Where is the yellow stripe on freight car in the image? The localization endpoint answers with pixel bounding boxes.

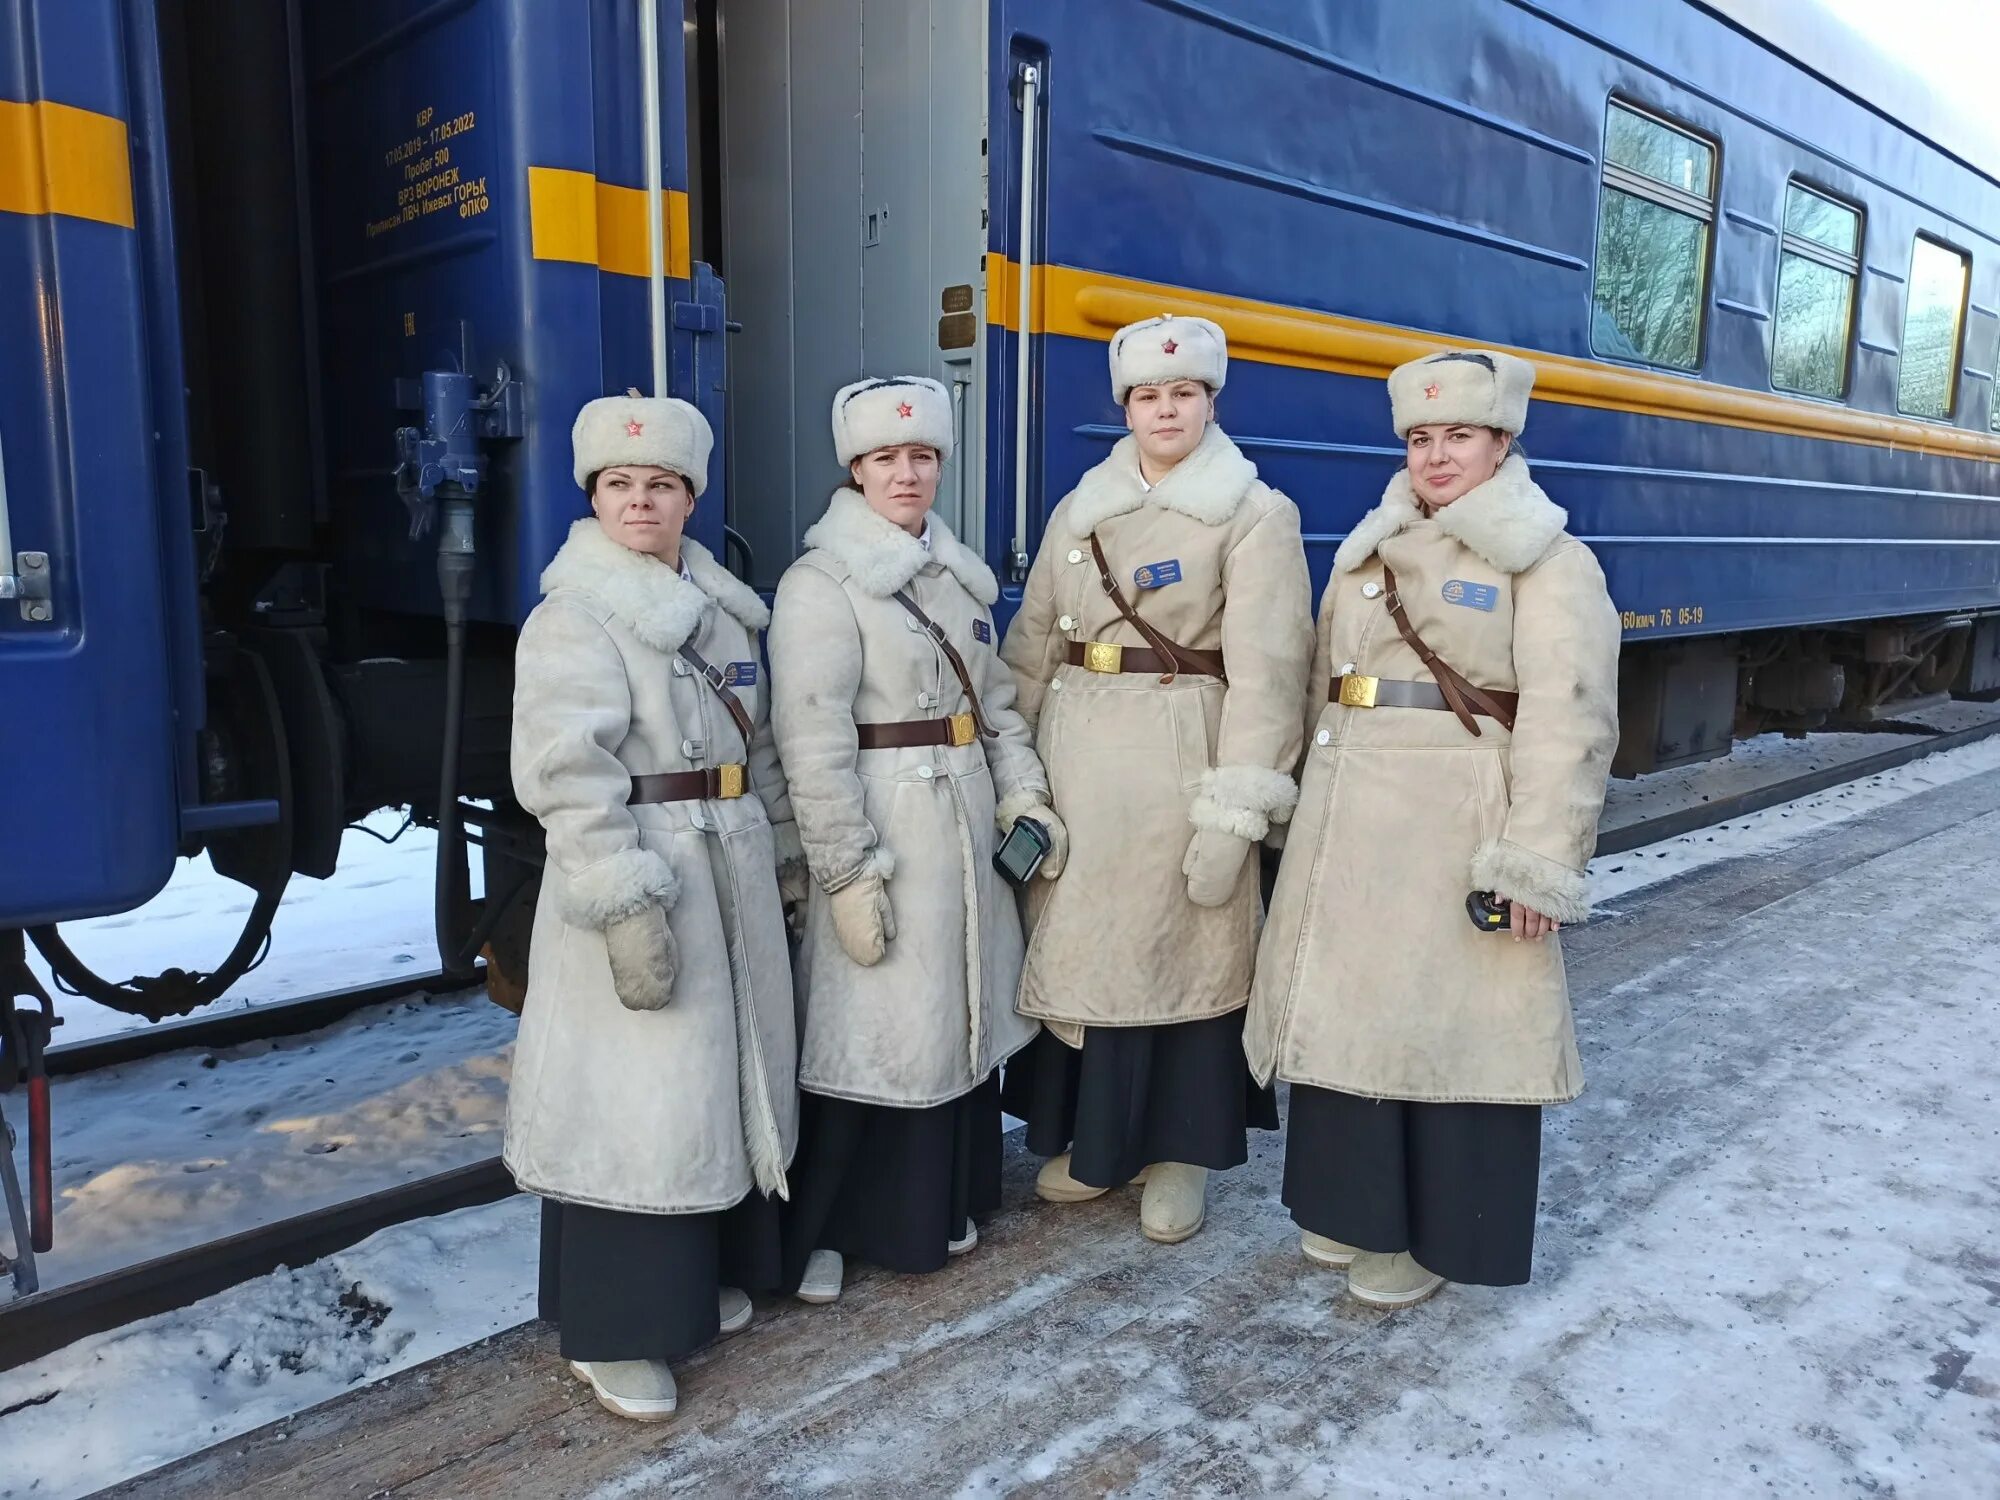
[528,165,691,281]
[0,98,135,228]
[987,254,2000,464]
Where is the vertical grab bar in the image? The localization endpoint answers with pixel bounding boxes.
[638,0,670,398]
[0,422,15,601]
[1010,61,1041,583]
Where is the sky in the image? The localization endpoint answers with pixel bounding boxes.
[1815,0,2000,164]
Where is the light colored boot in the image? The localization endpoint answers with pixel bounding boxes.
[1139,1163,1208,1244]
[1300,1230,1360,1268]
[795,1248,845,1305]
[948,1218,979,1256]
[718,1285,753,1335]
[1035,1151,1109,1203]
[1347,1251,1445,1308]
[568,1359,678,1421]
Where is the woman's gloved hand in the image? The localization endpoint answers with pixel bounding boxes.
[1007,803,1070,880]
[1182,826,1251,908]
[829,869,897,966]
[604,906,677,1010]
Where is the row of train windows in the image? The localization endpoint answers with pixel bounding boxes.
[1588,99,1991,428]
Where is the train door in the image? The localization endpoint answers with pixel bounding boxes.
[716,0,991,590]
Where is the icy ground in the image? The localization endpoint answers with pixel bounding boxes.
[3,735,1999,1494]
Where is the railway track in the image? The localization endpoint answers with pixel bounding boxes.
[6,712,2000,1373]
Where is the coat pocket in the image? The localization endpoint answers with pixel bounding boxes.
[1169,681,1225,792]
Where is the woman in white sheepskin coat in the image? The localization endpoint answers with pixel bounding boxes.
[1249,349,1620,1311]
[507,395,799,1421]
[767,376,1059,1304]
[998,315,1314,1247]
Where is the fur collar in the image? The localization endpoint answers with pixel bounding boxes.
[539,518,769,653]
[1332,454,1567,575]
[1066,423,1260,536]
[800,488,998,605]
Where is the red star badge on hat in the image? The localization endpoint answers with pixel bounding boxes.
[626,419,645,436]
[1162,338,1179,355]
[1424,383,1441,400]
[897,402,914,418]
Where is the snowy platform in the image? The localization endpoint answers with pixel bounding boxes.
[90,764,2000,1497]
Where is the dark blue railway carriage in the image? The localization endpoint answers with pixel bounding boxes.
[1,0,1996,1012]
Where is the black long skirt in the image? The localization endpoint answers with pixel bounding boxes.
[1001,1009,1278,1189]
[538,1190,784,1363]
[1282,1084,1542,1286]
[781,1071,1004,1282]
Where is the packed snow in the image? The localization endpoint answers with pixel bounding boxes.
[3,734,1999,1495]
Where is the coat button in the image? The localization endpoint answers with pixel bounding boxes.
[1362,582,1382,599]
[689,806,707,831]
[1048,677,1064,692]
[1067,548,1083,564]
[916,690,935,709]
[1339,662,1356,675]
[1058,614,1075,631]
[1316,729,1331,746]
[917,765,935,781]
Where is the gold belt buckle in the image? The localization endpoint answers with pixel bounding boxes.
[715,763,746,798]
[946,711,977,747]
[1082,641,1124,674]
[1338,674,1379,709]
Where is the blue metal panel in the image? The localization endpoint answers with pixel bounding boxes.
[988,0,2000,640]
[304,0,705,631]
[0,0,187,927]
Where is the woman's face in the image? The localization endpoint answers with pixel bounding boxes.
[1124,380,1212,470]
[850,443,941,535]
[591,465,694,559]
[1404,424,1510,507]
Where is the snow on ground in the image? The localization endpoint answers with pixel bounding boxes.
[0,1198,537,1500]
[22,810,460,1047]
[4,735,2000,1493]
[27,990,513,1290]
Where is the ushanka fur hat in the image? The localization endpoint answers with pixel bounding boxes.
[1387,349,1536,438]
[1109,314,1228,402]
[831,376,955,465]
[572,393,714,495]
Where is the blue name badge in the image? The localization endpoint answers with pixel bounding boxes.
[973,619,991,644]
[722,660,759,687]
[1441,579,1499,612]
[1132,559,1183,590]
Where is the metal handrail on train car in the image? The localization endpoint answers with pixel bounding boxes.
[639,0,669,398]
[0,420,15,601]
[1010,62,1041,582]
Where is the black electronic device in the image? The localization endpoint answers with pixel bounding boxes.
[994,816,1052,885]
[1466,889,1511,933]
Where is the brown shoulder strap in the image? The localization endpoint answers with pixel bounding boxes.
[892,590,997,739]
[1379,565,1517,736]
[676,642,758,745]
[1086,533,1222,685]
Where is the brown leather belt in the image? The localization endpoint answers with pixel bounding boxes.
[1065,640,1226,678]
[629,766,747,804]
[1332,675,1519,719]
[856,712,978,750]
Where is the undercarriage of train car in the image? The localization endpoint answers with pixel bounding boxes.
[1613,612,2000,775]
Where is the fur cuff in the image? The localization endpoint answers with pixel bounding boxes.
[821,843,894,895]
[995,790,1054,835]
[1188,764,1300,841]
[1470,838,1590,925]
[558,846,679,930]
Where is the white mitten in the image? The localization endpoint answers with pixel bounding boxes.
[604,907,676,1011]
[1182,827,1251,908]
[829,870,897,966]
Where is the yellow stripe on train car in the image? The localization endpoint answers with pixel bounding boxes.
[0,98,135,228]
[528,166,691,281]
[987,253,2000,464]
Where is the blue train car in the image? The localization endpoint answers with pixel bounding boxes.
[3,0,1998,1013]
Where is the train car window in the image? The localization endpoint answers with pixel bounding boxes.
[1897,237,1971,420]
[1592,101,1719,371]
[1772,184,1862,399]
